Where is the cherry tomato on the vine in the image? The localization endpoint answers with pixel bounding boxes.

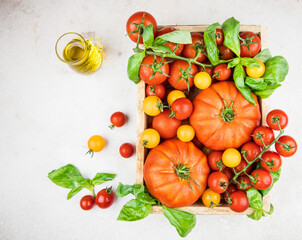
[119,143,135,158]
[252,126,275,147]
[146,84,166,99]
[207,151,226,171]
[87,135,106,157]
[228,191,249,213]
[201,188,221,208]
[156,27,184,55]
[207,171,229,193]
[260,151,282,172]
[236,176,252,191]
[241,141,262,162]
[233,159,252,176]
[80,195,95,211]
[218,45,234,60]
[251,169,272,190]
[95,187,115,209]
[170,98,193,120]
[222,168,235,181]
[109,112,126,129]
[266,109,288,130]
[222,184,237,202]
[182,32,207,63]
[213,64,232,81]
[239,31,261,57]
[275,135,297,157]
[215,29,224,45]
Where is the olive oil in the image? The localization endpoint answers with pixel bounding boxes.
[62,37,103,74]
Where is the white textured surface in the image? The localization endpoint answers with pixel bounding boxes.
[0,0,301,239]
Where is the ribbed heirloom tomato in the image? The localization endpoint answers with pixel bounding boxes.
[190,81,261,150]
[144,139,210,208]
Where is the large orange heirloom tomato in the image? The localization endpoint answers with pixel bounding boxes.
[143,139,210,208]
[190,81,261,150]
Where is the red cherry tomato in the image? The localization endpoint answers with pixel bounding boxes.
[218,45,234,60]
[109,112,126,129]
[266,109,288,130]
[228,191,249,213]
[182,32,207,63]
[119,143,135,158]
[252,126,275,147]
[241,141,262,162]
[236,176,252,191]
[260,151,282,172]
[156,27,184,55]
[222,168,235,181]
[170,98,193,120]
[275,135,297,157]
[251,169,272,190]
[233,159,252,176]
[222,184,237,202]
[213,64,232,81]
[95,187,115,209]
[239,32,261,57]
[207,171,229,193]
[215,29,224,45]
[80,195,95,211]
[146,84,166,99]
[126,12,157,43]
[208,151,226,171]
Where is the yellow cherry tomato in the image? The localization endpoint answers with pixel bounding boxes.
[167,90,186,106]
[202,188,221,208]
[194,71,212,89]
[140,128,160,149]
[87,135,106,157]
[246,59,265,78]
[143,96,163,116]
[177,125,195,142]
[222,148,241,167]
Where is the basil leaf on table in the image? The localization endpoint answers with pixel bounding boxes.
[248,208,265,221]
[127,51,145,84]
[233,64,256,105]
[262,56,289,85]
[245,77,267,90]
[241,57,261,68]
[261,169,281,196]
[92,173,116,185]
[162,205,196,238]
[151,45,173,54]
[221,17,241,57]
[143,24,154,47]
[116,183,156,204]
[204,22,220,66]
[247,187,263,209]
[67,186,83,200]
[254,48,272,63]
[266,203,274,215]
[227,57,240,68]
[253,84,281,99]
[117,199,152,221]
[154,30,192,44]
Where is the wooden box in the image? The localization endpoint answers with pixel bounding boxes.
[136,25,270,214]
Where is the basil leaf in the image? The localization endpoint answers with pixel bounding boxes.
[116,183,156,204]
[204,22,220,66]
[261,169,281,196]
[162,205,196,238]
[227,57,240,68]
[155,30,192,44]
[254,48,272,63]
[248,208,264,221]
[143,24,154,47]
[253,84,281,99]
[153,38,168,46]
[127,51,145,84]
[91,173,116,185]
[221,17,241,57]
[151,45,173,53]
[117,199,152,221]
[233,64,256,105]
[241,57,261,68]
[266,203,274,215]
[67,186,83,200]
[247,187,263,210]
[48,164,84,189]
[245,77,267,90]
[262,56,289,85]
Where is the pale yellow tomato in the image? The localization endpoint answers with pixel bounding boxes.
[194,71,212,89]
[246,59,265,78]
[140,129,160,149]
[167,90,186,106]
[143,96,163,116]
[202,188,221,208]
[177,125,195,142]
[222,148,241,167]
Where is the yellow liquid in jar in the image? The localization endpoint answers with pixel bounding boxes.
[62,38,103,74]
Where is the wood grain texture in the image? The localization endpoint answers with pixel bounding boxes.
[136,25,270,215]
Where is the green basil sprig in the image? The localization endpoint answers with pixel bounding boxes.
[245,77,267,90]
[127,51,146,84]
[154,30,192,44]
[48,164,116,199]
[254,48,272,63]
[241,57,261,68]
[203,22,220,66]
[246,187,274,220]
[262,56,289,85]
[221,17,241,57]
[142,24,155,47]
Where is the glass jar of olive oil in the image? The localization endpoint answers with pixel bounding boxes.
[55,32,103,74]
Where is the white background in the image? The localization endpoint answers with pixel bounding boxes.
[0,0,301,239]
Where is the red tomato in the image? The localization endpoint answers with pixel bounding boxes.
[223,168,235,181]
[260,151,282,172]
[152,109,182,139]
[119,143,135,158]
[80,195,95,211]
[266,109,288,131]
[156,27,184,55]
[239,32,261,57]
[213,64,232,81]
[126,11,157,43]
[275,135,297,157]
[222,184,237,202]
[207,171,229,193]
[182,32,207,63]
[192,136,204,149]
[95,187,115,209]
[146,84,166,99]
[208,151,226,171]
[168,60,197,90]
[170,98,193,120]
[252,126,275,147]
[236,176,252,191]
[197,61,214,77]
[110,112,126,128]
[139,55,170,85]
[228,191,249,213]
[241,141,262,162]
[218,45,234,60]
[233,159,252,176]
[216,29,224,45]
[251,169,272,190]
